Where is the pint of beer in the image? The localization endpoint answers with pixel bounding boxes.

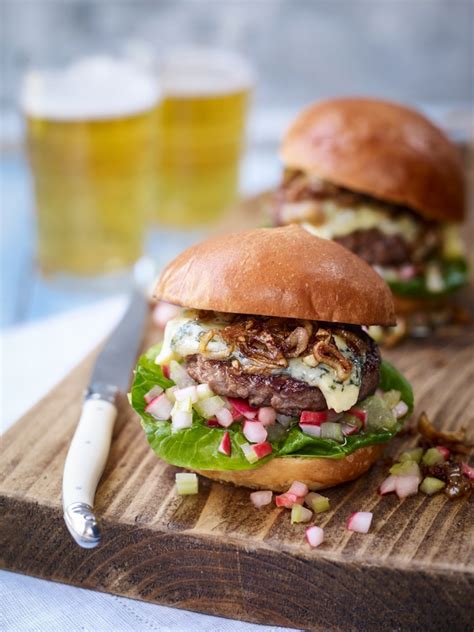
[155,49,253,227]
[22,57,160,277]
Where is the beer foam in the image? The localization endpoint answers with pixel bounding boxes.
[21,56,160,120]
[159,48,254,97]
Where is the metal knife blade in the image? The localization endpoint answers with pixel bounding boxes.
[62,288,148,548]
[88,287,149,400]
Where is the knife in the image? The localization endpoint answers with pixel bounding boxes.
[62,289,148,548]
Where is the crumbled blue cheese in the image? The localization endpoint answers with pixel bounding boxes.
[300,201,419,242]
[157,314,363,412]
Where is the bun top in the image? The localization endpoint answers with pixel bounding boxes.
[155,225,395,326]
[280,97,465,222]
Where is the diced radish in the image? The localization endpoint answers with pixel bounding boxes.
[206,418,219,427]
[175,472,198,495]
[288,481,308,498]
[392,400,409,419]
[462,463,474,479]
[395,475,420,499]
[196,383,214,400]
[228,397,258,419]
[144,385,163,404]
[243,420,267,444]
[218,431,231,456]
[300,410,327,425]
[258,407,276,426]
[152,301,181,329]
[435,446,450,460]
[250,490,273,508]
[241,442,258,464]
[398,264,417,280]
[230,407,244,421]
[169,360,196,388]
[349,408,367,426]
[306,526,324,548]
[162,365,170,379]
[347,511,373,533]
[174,385,198,404]
[216,407,234,428]
[252,442,272,459]
[299,423,321,437]
[275,492,303,508]
[379,475,397,495]
[241,441,272,463]
[145,393,173,420]
[342,423,359,436]
[171,410,193,431]
[291,504,313,524]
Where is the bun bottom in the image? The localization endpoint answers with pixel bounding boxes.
[192,444,385,491]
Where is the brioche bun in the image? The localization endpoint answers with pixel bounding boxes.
[192,444,384,491]
[281,97,465,223]
[155,225,395,326]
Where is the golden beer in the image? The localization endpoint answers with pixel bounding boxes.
[22,58,160,277]
[155,50,252,227]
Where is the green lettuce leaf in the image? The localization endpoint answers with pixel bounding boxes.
[130,348,414,471]
[388,258,468,298]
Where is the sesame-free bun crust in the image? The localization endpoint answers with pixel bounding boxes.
[155,226,395,326]
[281,97,465,223]
[192,444,384,491]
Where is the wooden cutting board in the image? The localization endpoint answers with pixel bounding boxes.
[2,155,474,631]
[1,309,473,631]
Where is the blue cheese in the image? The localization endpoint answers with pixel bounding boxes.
[157,315,362,412]
[301,201,419,243]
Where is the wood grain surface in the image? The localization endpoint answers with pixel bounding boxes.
[2,165,474,631]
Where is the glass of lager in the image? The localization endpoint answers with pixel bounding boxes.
[155,48,253,228]
[21,56,160,281]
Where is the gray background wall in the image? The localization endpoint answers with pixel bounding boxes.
[1,0,473,111]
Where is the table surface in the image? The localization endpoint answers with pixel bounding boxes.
[1,103,472,632]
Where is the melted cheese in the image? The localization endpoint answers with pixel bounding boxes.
[157,314,363,413]
[299,201,419,242]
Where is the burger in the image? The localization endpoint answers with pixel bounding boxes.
[131,226,413,491]
[272,97,467,339]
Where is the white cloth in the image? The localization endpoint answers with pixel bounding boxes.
[0,299,291,631]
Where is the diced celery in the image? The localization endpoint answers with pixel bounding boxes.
[422,447,445,467]
[420,476,445,496]
[320,422,344,443]
[305,492,330,514]
[165,386,178,403]
[194,395,226,418]
[175,472,198,495]
[389,461,421,478]
[291,504,312,524]
[196,383,214,400]
[360,396,398,431]
[382,389,401,409]
[172,397,193,413]
[399,447,424,464]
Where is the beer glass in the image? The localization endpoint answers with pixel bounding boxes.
[22,56,160,279]
[155,49,253,227]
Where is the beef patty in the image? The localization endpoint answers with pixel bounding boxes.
[186,338,381,416]
[335,229,412,267]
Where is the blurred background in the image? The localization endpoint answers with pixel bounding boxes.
[1,0,473,328]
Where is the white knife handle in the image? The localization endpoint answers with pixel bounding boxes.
[62,398,117,547]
